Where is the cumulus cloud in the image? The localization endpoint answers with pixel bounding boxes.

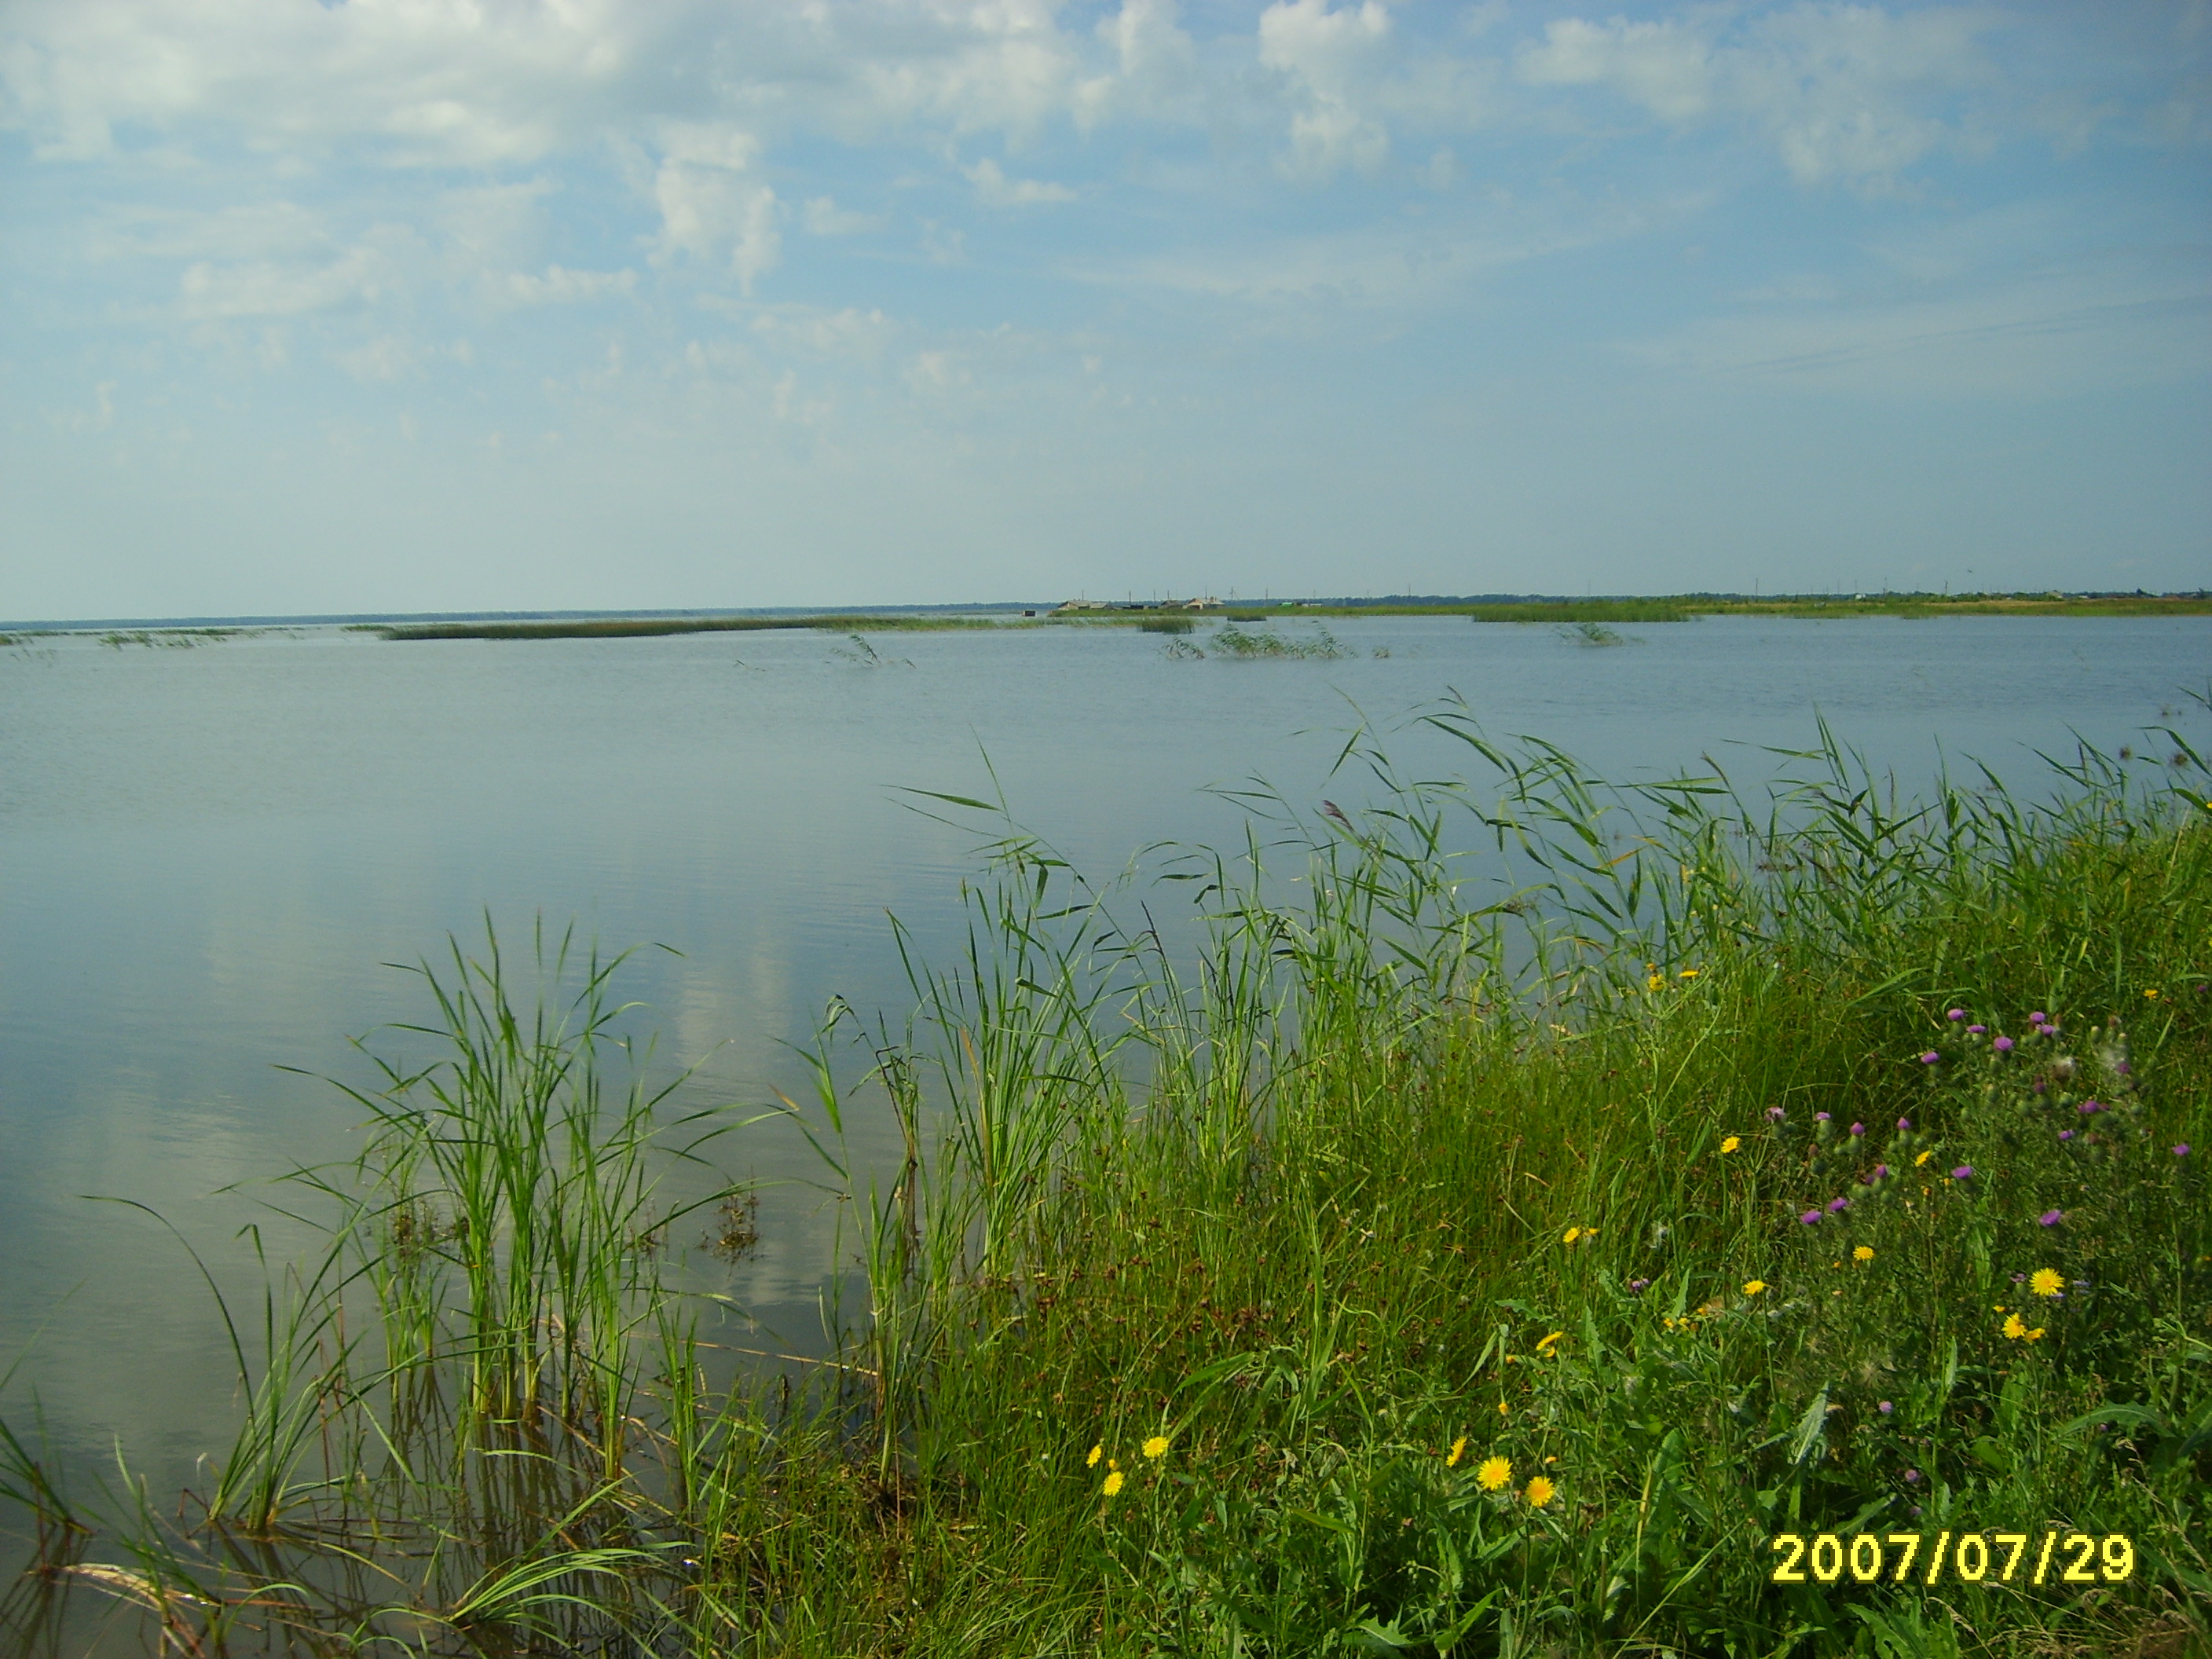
[1073,0,1203,126]
[1258,0,1395,178]
[649,123,781,291]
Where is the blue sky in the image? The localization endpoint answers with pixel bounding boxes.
[2,0,2207,618]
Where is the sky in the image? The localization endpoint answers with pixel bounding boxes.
[2,0,2208,620]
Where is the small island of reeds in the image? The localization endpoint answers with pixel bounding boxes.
[3,716,2207,1657]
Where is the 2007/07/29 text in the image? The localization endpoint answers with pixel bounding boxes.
[1769,1531,2133,1588]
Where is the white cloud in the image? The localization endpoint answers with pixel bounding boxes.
[1073,0,1203,127]
[176,244,394,319]
[649,123,781,292]
[500,265,638,306]
[801,196,883,236]
[1518,5,2001,193]
[1258,0,1394,179]
[964,157,1076,207]
[1519,16,1715,122]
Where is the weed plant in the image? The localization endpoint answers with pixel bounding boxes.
[1170,624,1351,661]
[3,711,2208,1657]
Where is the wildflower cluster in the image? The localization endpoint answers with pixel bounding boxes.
[1766,1005,2203,1379]
[1085,1431,1171,1500]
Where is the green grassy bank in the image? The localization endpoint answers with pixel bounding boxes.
[4,715,2209,1657]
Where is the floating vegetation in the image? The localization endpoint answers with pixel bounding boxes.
[381,615,988,642]
[1207,622,1349,659]
[1558,620,1632,646]
[707,1193,760,1262]
[1137,616,1195,635]
[97,628,244,650]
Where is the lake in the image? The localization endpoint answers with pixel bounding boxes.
[2,612,2206,1513]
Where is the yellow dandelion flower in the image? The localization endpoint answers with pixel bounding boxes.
[1086,1443,1102,1468]
[1525,1474,1556,1507]
[1854,1246,1874,1262]
[2031,1268,2064,1297]
[1915,1149,1935,1166]
[1101,1470,1124,1497]
[1720,1136,1741,1154]
[1742,1279,1767,1296]
[1478,1456,1512,1492]
[1497,1401,1509,1416]
[1563,1226,1581,1245]
[2002,1313,2027,1340]
[1142,1435,1170,1459]
[2144,988,2160,1000]
[1447,1435,1467,1467]
[1647,973,1666,991]
[1536,1330,1565,1355]
[1679,968,1700,980]
[2027,1328,2045,1341]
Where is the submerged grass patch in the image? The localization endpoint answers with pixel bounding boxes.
[379,614,999,641]
[5,712,2210,1657]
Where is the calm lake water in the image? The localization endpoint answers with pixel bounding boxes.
[2,613,2207,1513]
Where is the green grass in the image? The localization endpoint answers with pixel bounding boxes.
[5,714,2210,1657]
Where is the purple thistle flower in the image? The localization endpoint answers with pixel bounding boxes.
[1826,1197,1850,1214]
[2038,1210,2064,1226]
[1766,1105,1786,1121]
[1815,1111,1831,1122]
[2177,1144,2193,1157]
[1903,1467,1921,1484]
[2038,1024,2057,1037]
[2078,1100,2102,1115]
[1994,1035,2014,1053]
[2116,1060,2130,1075]
[1873,1163,1889,1179]
[1850,1122,1866,1136]
[2029,1011,2046,1025]
[1800,1210,1822,1225]
[1950,1166,1974,1181]
[1947,1009,1967,1021]
[1967,1024,1987,1035]
[1897,1117,1912,1130]
[1628,1277,1650,1293]
[1877,1401,1893,1414]
[1920,1051,1940,1064]
[2058,1129,2075,1141]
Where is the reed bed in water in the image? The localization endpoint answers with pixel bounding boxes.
[5,708,2210,1657]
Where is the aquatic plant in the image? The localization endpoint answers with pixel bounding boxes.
[4,716,2207,1656]
[1558,620,1631,646]
[1207,622,1349,658]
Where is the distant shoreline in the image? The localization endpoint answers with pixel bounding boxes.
[4,591,2207,643]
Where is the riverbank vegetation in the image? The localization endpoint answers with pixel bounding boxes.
[3,713,2208,1657]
